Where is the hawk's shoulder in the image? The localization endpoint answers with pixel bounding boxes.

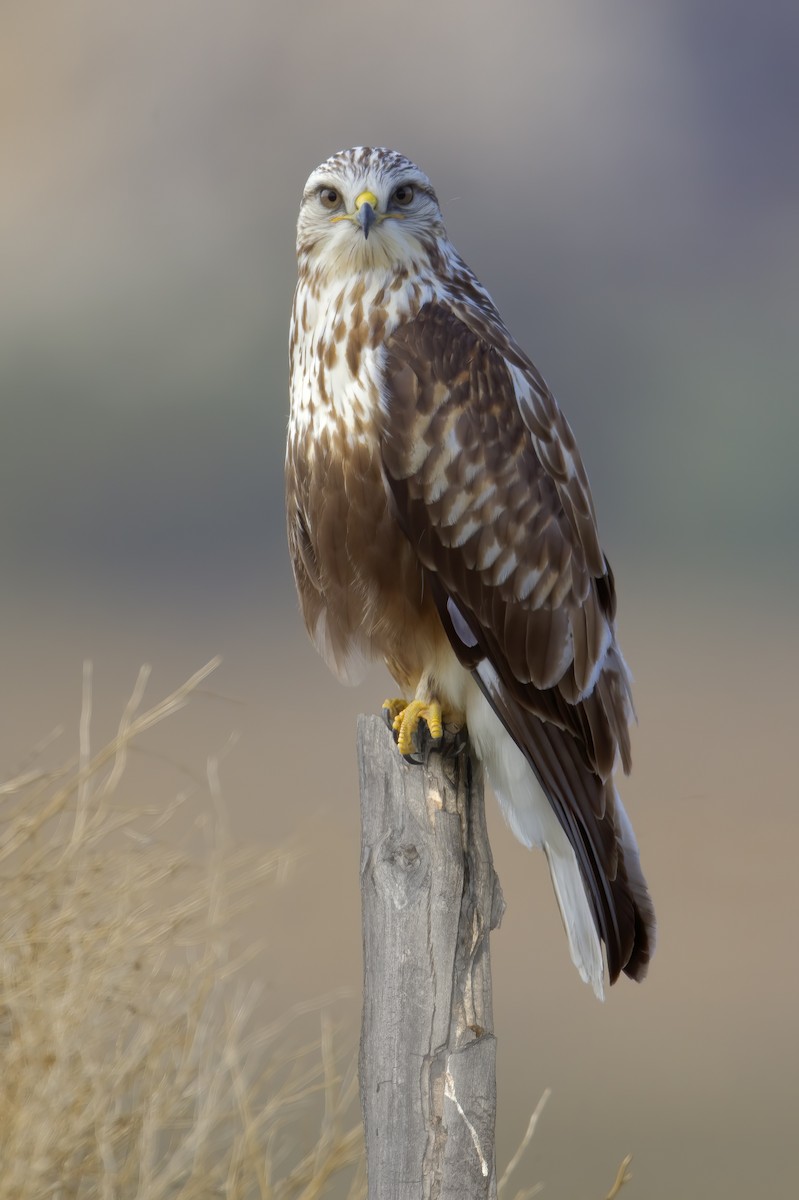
[381,298,611,624]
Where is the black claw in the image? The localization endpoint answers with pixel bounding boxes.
[399,719,443,767]
[384,708,466,767]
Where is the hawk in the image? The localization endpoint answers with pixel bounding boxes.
[286,147,655,998]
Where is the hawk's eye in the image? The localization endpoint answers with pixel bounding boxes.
[391,184,414,207]
[319,187,341,210]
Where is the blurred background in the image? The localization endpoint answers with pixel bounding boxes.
[1,0,797,1195]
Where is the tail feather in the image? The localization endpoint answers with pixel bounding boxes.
[544,840,605,1000]
[466,680,606,997]
[466,664,655,993]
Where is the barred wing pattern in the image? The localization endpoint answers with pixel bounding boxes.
[380,302,654,984]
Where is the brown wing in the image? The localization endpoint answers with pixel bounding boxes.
[380,301,654,984]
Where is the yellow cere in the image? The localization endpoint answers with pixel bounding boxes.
[329,189,404,225]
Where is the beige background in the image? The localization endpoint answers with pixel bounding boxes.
[2,2,798,1195]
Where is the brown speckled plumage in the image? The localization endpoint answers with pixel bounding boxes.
[286,147,655,996]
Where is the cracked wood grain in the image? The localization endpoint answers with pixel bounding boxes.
[358,715,505,1199]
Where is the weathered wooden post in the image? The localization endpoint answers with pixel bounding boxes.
[357,715,505,1200]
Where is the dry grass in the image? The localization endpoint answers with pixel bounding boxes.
[0,658,635,1198]
[0,660,364,1199]
[498,1088,633,1200]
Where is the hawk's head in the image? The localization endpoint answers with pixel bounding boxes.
[296,147,447,276]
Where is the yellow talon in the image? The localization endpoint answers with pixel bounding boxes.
[382,698,409,725]
[393,699,444,757]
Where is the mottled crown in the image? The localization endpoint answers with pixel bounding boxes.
[302,147,437,201]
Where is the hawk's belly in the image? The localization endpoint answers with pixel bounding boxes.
[287,428,444,693]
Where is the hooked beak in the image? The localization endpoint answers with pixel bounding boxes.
[355,190,378,239]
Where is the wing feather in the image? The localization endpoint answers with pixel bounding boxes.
[380,301,654,983]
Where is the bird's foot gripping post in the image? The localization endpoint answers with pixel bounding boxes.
[382,697,468,764]
[358,714,505,1200]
